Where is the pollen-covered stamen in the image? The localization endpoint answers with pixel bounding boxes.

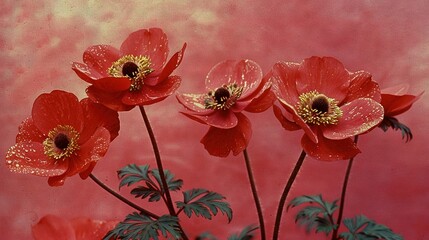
[108,55,154,92]
[296,90,343,125]
[43,125,80,160]
[205,83,244,110]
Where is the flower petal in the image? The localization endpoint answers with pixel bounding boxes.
[121,75,181,105]
[120,28,168,72]
[91,76,131,92]
[82,45,121,76]
[86,86,134,111]
[72,217,118,239]
[301,134,360,161]
[381,92,423,117]
[322,98,384,140]
[269,61,301,106]
[297,56,350,102]
[343,71,381,103]
[6,142,68,177]
[381,84,410,95]
[32,215,75,240]
[80,98,120,142]
[152,43,186,85]
[16,117,46,143]
[201,113,251,157]
[205,60,263,98]
[176,93,214,113]
[32,90,83,134]
[244,85,276,113]
[273,105,301,131]
[71,62,104,84]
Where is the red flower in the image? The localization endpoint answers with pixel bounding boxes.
[379,84,423,141]
[72,28,186,111]
[32,214,118,240]
[5,90,119,186]
[177,60,275,157]
[270,56,384,161]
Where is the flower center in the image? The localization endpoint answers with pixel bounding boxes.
[108,55,154,92]
[43,125,80,160]
[204,83,243,110]
[296,90,343,125]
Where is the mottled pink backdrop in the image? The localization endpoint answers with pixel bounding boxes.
[1,1,428,239]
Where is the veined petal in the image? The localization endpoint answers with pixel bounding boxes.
[344,71,381,103]
[82,45,121,76]
[16,117,46,143]
[86,86,134,112]
[301,134,360,161]
[269,61,301,106]
[6,142,68,177]
[80,98,120,142]
[273,105,301,131]
[121,75,181,105]
[381,92,423,117]
[206,60,263,98]
[120,28,168,72]
[32,90,83,133]
[297,56,350,102]
[201,113,252,157]
[322,98,384,140]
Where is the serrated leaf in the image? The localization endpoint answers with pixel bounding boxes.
[288,195,337,236]
[228,225,259,240]
[176,188,233,222]
[340,215,403,240]
[379,116,413,142]
[103,213,181,240]
[195,232,218,240]
[117,164,151,189]
[152,169,184,192]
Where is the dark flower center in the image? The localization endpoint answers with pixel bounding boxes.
[54,133,70,150]
[214,87,231,104]
[122,62,139,78]
[311,95,330,113]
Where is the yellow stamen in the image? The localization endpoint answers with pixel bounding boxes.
[204,83,244,110]
[43,125,80,160]
[108,55,154,91]
[296,90,342,125]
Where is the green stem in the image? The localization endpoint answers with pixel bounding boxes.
[331,135,359,240]
[89,173,159,219]
[243,149,266,240]
[273,150,307,240]
[138,106,189,240]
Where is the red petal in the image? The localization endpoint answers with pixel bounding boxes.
[32,90,83,133]
[80,98,120,142]
[343,71,381,103]
[71,62,104,84]
[297,56,350,102]
[273,105,301,131]
[206,110,238,129]
[72,218,118,239]
[205,60,263,98]
[244,85,276,113]
[153,43,186,85]
[381,84,409,95]
[269,61,301,106]
[6,142,68,177]
[32,215,75,240]
[201,113,252,157]
[16,117,45,143]
[86,86,134,111]
[91,76,131,92]
[176,93,213,114]
[121,75,181,105]
[82,45,121,76]
[301,134,360,161]
[120,28,168,72]
[322,98,384,140]
[381,92,423,117]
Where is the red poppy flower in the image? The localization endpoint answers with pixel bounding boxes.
[379,84,423,141]
[5,90,120,186]
[32,214,118,240]
[177,59,275,157]
[72,27,186,111]
[270,56,384,161]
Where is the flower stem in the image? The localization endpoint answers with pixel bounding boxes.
[273,150,307,240]
[139,106,189,240]
[331,135,359,240]
[89,173,159,219]
[243,149,266,240]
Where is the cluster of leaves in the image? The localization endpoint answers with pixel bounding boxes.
[379,116,413,142]
[105,164,232,239]
[288,195,403,240]
[196,225,259,240]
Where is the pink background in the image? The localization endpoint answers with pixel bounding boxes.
[1,1,428,239]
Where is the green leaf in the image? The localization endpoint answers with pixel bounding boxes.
[228,225,259,240]
[176,188,233,222]
[103,213,181,240]
[117,164,151,189]
[287,195,338,235]
[340,215,403,240]
[151,169,184,192]
[379,116,413,142]
[195,232,218,240]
